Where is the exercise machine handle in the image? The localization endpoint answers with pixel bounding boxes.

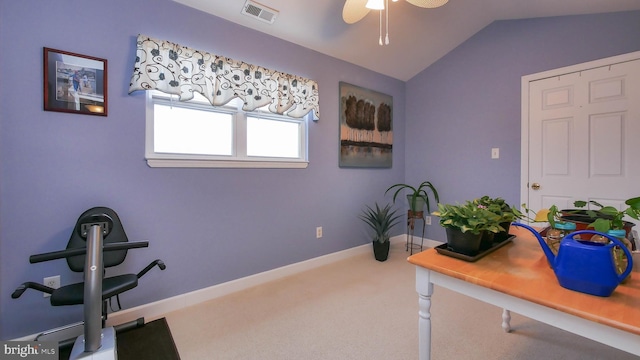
[29,241,149,263]
[11,282,54,298]
[137,259,166,278]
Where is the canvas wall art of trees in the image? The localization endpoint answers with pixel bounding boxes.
[339,82,393,168]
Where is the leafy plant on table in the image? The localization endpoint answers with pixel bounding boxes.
[432,201,504,235]
[573,197,640,232]
[473,196,522,224]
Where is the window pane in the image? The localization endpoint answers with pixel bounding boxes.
[154,104,233,156]
[247,117,300,158]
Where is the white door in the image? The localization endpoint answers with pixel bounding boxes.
[521,52,640,222]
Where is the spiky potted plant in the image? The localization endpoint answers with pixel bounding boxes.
[359,203,402,261]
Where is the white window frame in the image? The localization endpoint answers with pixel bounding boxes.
[145,92,309,168]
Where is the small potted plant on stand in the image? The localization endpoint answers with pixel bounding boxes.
[359,203,402,262]
[386,181,440,247]
[385,181,440,214]
[432,201,504,256]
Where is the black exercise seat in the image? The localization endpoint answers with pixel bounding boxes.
[50,274,139,306]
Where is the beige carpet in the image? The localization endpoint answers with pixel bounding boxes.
[165,241,638,359]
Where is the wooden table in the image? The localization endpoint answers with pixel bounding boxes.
[407,226,640,360]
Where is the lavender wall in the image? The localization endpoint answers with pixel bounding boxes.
[406,11,640,242]
[0,0,406,339]
[2,2,639,340]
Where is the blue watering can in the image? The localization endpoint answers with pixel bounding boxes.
[512,222,633,297]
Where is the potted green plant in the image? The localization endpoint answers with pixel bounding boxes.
[528,197,640,280]
[432,201,504,256]
[551,198,639,280]
[473,196,522,243]
[359,203,402,262]
[521,199,639,254]
[572,198,639,235]
[521,204,573,255]
[385,181,440,214]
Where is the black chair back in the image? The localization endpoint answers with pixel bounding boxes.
[66,207,129,272]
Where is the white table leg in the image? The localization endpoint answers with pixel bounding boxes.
[502,309,512,332]
[416,267,434,360]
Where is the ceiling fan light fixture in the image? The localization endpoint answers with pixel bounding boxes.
[406,0,449,8]
[351,0,446,46]
[342,0,371,24]
[365,0,385,10]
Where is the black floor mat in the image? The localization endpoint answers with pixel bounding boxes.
[59,318,180,360]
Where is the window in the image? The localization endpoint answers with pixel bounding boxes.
[145,92,308,168]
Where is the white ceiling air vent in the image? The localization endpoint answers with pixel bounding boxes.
[241,0,279,24]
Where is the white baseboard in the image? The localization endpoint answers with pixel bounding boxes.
[106,238,381,325]
[107,234,442,325]
[14,234,440,341]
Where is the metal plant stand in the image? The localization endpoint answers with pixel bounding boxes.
[407,210,426,255]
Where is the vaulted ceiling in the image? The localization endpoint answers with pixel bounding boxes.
[174,0,640,81]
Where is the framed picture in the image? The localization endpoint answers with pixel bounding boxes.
[339,82,393,168]
[43,47,107,116]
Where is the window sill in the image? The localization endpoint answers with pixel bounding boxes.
[146,158,309,169]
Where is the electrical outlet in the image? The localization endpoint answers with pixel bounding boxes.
[316,226,323,238]
[425,216,432,225]
[43,275,60,298]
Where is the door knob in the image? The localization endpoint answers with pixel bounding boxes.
[531,183,541,190]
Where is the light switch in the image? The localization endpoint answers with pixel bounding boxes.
[491,148,500,159]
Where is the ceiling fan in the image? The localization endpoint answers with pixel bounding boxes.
[342,0,449,24]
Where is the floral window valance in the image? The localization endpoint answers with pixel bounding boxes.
[128,34,319,119]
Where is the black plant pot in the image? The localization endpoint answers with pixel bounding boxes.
[493,221,512,243]
[373,240,390,262]
[479,231,495,251]
[446,228,483,256]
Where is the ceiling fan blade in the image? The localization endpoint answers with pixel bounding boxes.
[343,0,371,24]
[406,0,449,8]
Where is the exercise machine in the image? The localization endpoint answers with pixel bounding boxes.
[12,207,166,359]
